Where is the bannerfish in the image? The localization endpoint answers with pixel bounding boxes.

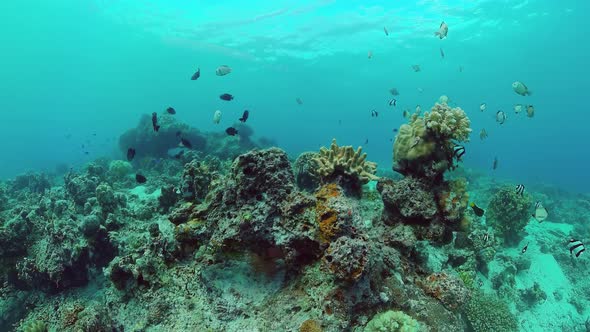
[521,243,529,254]
[296,97,303,105]
[453,145,466,160]
[384,27,389,36]
[496,111,506,125]
[135,174,147,184]
[166,107,176,115]
[532,201,548,222]
[526,105,535,118]
[480,103,486,112]
[180,138,192,149]
[226,127,238,136]
[389,99,397,107]
[191,68,200,80]
[216,65,232,76]
[220,93,234,101]
[412,65,421,72]
[390,88,399,96]
[514,104,523,114]
[470,202,485,217]
[213,110,222,124]
[440,47,445,58]
[127,148,136,161]
[516,184,525,196]
[512,81,531,96]
[435,21,449,39]
[151,112,160,132]
[480,129,488,140]
[569,239,586,257]
[239,110,249,123]
[493,157,498,170]
[371,109,378,117]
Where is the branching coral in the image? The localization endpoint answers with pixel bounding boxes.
[464,292,518,332]
[364,310,422,332]
[487,187,532,246]
[313,139,378,195]
[393,101,471,182]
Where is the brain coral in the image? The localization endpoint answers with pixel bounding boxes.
[364,310,422,332]
[313,139,378,194]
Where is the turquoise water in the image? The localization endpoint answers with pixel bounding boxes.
[2,0,588,191]
[1,2,590,331]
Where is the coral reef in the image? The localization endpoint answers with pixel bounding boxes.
[364,310,422,332]
[299,319,323,332]
[294,151,320,192]
[486,186,533,246]
[323,235,369,283]
[313,139,378,195]
[463,292,518,332]
[393,102,471,182]
[378,177,438,223]
[419,271,470,311]
[437,178,469,224]
[10,172,51,194]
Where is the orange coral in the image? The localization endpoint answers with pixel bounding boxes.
[299,319,323,332]
[315,184,341,242]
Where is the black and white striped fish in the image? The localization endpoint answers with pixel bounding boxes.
[515,184,525,196]
[389,98,397,107]
[569,239,585,258]
[454,145,466,160]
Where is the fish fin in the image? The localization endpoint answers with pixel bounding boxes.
[434,32,440,37]
[526,91,532,96]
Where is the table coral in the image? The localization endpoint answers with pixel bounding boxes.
[313,139,378,195]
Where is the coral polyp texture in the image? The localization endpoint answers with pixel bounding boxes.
[393,101,471,182]
[313,138,378,194]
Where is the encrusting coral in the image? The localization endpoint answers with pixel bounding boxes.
[393,101,471,182]
[313,139,378,195]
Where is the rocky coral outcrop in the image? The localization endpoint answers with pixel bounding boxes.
[313,139,378,195]
[323,235,369,283]
[294,151,320,192]
[378,177,438,223]
[486,186,532,246]
[364,310,422,332]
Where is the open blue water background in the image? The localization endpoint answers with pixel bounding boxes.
[1,0,588,192]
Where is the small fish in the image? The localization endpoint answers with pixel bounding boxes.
[440,47,445,58]
[216,65,232,76]
[180,138,192,149]
[470,202,485,217]
[368,50,373,59]
[84,151,89,155]
[151,112,160,132]
[127,148,136,161]
[453,145,466,160]
[482,232,489,242]
[389,99,397,107]
[364,138,368,145]
[213,110,222,124]
[191,68,200,80]
[403,110,410,118]
[526,105,535,118]
[515,184,525,196]
[417,87,424,93]
[296,97,303,105]
[393,128,398,133]
[480,103,486,112]
[532,201,548,222]
[514,104,523,114]
[371,109,378,117]
[239,110,249,123]
[136,174,147,184]
[521,243,529,254]
[220,93,234,101]
[384,27,389,36]
[166,107,176,115]
[496,111,506,125]
[512,81,531,96]
[458,66,463,73]
[226,127,238,136]
[435,21,449,39]
[479,129,488,140]
[412,65,421,72]
[389,88,399,96]
[492,157,498,170]
[569,239,586,257]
